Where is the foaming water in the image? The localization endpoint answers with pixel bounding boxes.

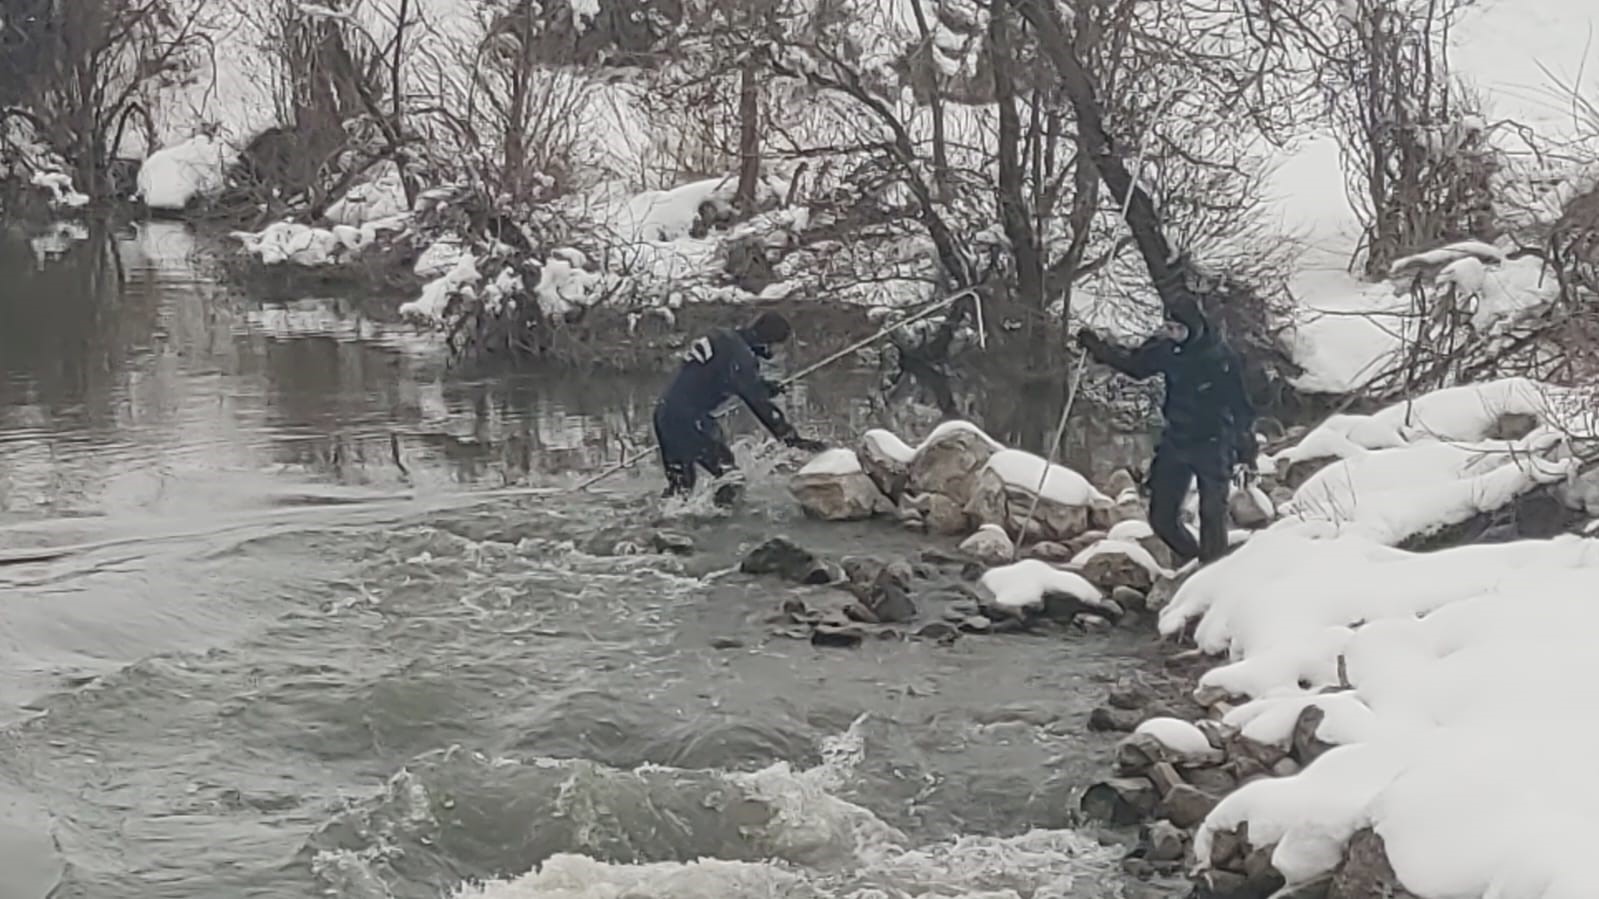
[311,720,1122,899]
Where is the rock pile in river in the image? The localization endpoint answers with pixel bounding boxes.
[787,419,1273,622]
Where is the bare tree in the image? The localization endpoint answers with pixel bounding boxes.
[2,0,211,198]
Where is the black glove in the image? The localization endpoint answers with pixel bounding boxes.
[786,435,827,453]
[761,377,788,397]
[1075,327,1103,351]
[1234,429,1260,470]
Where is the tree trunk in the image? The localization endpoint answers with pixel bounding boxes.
[735,54,761,213]
[1011,0,1185,312]
[909,0,952,202]
[989,0,1044,313]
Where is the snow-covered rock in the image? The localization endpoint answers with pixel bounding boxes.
[977,558,1112,620]
[1071,538,1170,593]
[137,135,234,210]
[905,421,1002,505]
[788,450,892,521]
[859,429,914,502]
[965,449,1110,543]
[958,524,1015,566]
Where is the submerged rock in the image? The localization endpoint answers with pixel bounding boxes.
[741,537,818,581]
[914,620,960,642]
[811,623,866,648]
[649,530,696,556]
[1081,778,1158,826]
[1089,706,1146,733]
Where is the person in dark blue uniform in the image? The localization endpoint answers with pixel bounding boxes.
[654,311,825,497]
[1076,295,1258,564]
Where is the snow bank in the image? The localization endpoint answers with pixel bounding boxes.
[1162,379,1599,895]
[136,135,235,210]
[1270,377,1596,471]
[981,449,1109,507]
[1286,253,1560,396]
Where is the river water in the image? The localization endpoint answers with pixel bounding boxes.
[0,222,1169,899]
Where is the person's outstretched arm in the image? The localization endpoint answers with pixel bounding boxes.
[1076,328,1173,380]
[721,336,824,450]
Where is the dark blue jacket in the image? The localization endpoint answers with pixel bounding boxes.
[657,327,794,439]
[1082,303,1257,462]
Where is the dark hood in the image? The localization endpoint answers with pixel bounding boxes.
[1165,295,1211,347]
[735,327,775,359]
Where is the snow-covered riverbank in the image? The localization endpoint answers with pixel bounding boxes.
[1090,378,1599,897]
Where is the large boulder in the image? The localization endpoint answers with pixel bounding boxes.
[906,422,1001,506]
[966,449,1108,543]
[789,449,893,521]
[923,493,971,536]
[859,429,914,503]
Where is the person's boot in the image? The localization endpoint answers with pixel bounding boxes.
[710,469,746,509]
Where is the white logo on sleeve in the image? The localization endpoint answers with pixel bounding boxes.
[685,337,714,364]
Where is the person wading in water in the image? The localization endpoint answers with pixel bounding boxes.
[653,311,826,504]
